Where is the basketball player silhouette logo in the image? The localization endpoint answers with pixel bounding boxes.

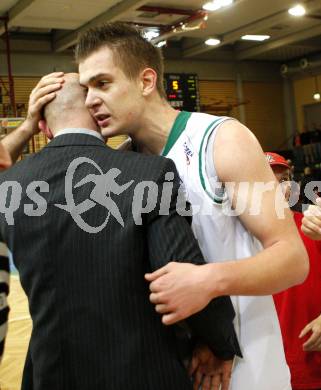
[55,157,133,233]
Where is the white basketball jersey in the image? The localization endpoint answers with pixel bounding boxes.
[163,111,291,390]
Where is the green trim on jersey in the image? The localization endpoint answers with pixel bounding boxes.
[199,118,227,204]
[162,111,192,157]
[162,111,226,204]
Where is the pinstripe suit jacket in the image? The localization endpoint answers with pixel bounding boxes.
[0,133,239,390]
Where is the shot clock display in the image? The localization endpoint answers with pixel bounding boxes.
[164,73,200,112]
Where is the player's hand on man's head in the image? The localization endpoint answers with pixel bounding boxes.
[145,262,214,325]
[188,344,233,390]
[301,199,321,241]
[26,72,65,133]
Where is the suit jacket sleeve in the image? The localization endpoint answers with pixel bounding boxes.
[145,157,242,360]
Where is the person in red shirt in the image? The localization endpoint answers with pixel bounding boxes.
[266,152,321,390]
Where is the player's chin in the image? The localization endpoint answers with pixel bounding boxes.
[100,126,122,139]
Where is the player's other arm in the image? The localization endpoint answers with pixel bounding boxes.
[146,122,309,325]
[0,142,11,170]
[2,72,63,162]
[207,120,309,296]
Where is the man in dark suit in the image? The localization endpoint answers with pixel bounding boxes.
[0,73,240,390]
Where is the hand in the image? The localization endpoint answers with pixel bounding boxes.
[145,262,213,325]
[189,344,233,390]
[26,72,64,133]
[301,199,321,241]
[299,314,321,351]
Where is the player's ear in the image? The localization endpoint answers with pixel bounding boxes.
[140,68,157,97]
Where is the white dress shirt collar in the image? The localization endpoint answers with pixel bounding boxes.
[54,128,105,142]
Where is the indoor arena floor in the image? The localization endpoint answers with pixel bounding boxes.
[0,276,31,390]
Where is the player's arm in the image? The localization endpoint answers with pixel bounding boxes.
[2,120,37,163]
[146,121,309,325]
[2,72,64,162]
[0,142,11,170]
[205,120,309,296]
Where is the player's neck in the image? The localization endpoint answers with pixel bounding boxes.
[132,99,179,156]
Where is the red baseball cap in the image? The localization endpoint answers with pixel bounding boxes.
[265,152,290,169]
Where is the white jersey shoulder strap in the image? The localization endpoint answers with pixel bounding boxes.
[163,111,231,204]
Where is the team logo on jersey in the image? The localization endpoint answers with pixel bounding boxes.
[183,142,193,165]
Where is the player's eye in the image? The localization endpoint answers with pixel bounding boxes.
[98,80,109,87]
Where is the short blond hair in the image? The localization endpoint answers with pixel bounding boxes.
[75,22,166,98]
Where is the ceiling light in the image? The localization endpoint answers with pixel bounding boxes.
[156,40,167,48]
[313,93,321,101]
[143,30,160,41]
[203,1,221,11]
[203,0,234,11]
[288,4,306,16]
[205,38,221,46]
[242,34,271,41]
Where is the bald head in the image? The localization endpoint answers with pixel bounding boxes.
[44,73,98,134]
